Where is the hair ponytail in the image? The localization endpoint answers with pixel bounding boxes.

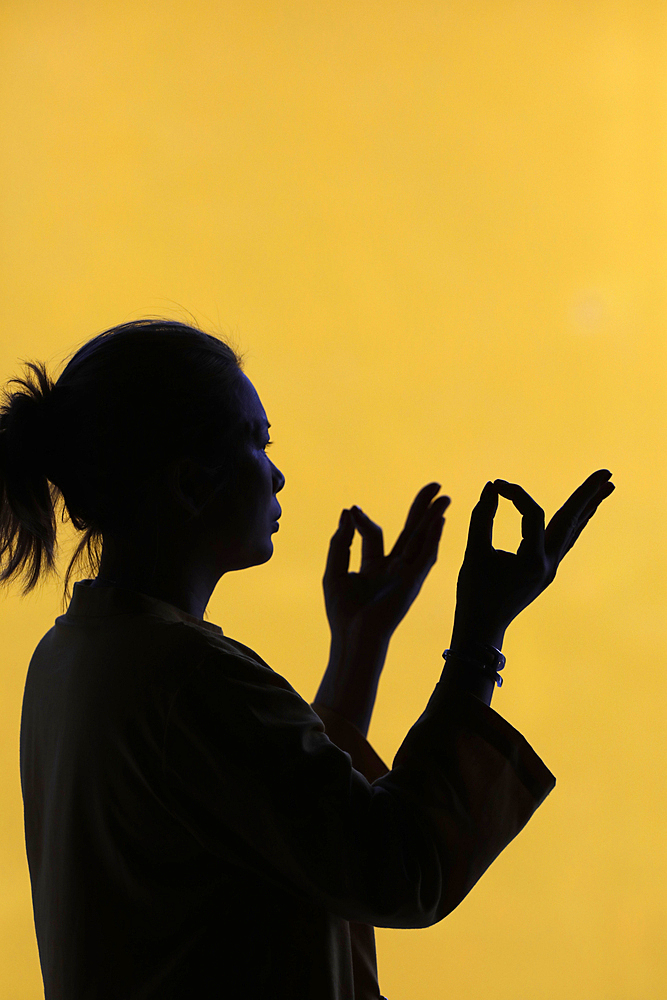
[0,360,59,596]
[0,319,246,608]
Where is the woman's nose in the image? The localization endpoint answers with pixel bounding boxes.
[273,465,285,493]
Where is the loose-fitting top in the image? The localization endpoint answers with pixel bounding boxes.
[19,580,555,999]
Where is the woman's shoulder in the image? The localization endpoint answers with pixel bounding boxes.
[158,619,284,690]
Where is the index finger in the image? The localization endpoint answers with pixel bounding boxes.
[493,479,546,554]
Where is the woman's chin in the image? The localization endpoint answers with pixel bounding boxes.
[234,539,274,570]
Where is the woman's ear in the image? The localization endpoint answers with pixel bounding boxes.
[166,458,205,519]
[170,457,233,520]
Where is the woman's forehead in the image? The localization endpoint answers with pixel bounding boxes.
[235,373,269,429]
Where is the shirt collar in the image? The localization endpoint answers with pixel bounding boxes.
[64,579,224,635]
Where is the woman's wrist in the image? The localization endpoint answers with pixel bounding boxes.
[443,623,507,707]
[440,654,496,705]
[450,619,506,654]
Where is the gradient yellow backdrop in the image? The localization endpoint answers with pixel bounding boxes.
[1,2,665,997]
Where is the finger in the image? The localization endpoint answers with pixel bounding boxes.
[464,481,499,558]
[493,480,546,556]
[577,479,615,522]
[554,469,612,522]
[545,470,613,560]
[349,506,385,567]
[391,482,444,558]
[554,480,615,560]
[402,509,448,580]
[421,504,448,565]
[401,493,451,563]
[322,509,355,582]
[402,494,451,564]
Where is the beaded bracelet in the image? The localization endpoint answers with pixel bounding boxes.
[442,641,506,687]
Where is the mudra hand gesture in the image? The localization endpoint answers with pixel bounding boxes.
[451,469,615,649]
[323,482,450,643]
[323,470,615,652]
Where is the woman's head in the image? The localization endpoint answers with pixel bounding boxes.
[0,319,285,606]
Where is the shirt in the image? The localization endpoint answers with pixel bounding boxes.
[19,579,555,999]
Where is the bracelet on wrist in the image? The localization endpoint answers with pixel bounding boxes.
[442,641,506,687]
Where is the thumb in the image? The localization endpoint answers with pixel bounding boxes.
[464,482,498,558]
[323,509,355,582]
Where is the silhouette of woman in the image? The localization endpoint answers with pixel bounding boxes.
[3,319,615,999]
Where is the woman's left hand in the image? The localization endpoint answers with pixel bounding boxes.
[322,483,451,644]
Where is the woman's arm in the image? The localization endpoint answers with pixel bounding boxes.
[313,620,501,732]
[317,470,615,733]
[313,628,389,738]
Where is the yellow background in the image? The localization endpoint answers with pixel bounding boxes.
[1,2,665,996]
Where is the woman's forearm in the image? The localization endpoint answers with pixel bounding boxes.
[313,631,390,738]
[313,611,507,739]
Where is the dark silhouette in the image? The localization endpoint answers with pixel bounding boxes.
[3,319,614,998]
[0,320,258,609]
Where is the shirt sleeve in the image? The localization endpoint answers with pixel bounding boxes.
[161,644,555,929]
[310,702,390,782]
[309,701,390,999]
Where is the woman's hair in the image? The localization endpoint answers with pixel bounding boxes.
[0,319,246,605]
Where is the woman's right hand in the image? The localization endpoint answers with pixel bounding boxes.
[451,469,615,650]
